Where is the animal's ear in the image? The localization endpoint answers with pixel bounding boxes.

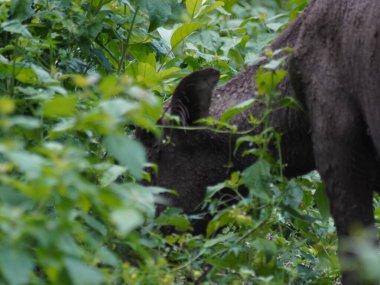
[171,68,220,125]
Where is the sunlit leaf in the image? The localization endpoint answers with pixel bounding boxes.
[170,22,202,50]
[186,0,202,18]
[198,1,225,17]
[0,96,15,114]
[43,96,77,118]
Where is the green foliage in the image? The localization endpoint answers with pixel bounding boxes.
[0,0,378,284]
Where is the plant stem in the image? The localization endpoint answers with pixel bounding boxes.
[117,6,139,75]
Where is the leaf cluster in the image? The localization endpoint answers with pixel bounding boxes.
[1,0,379,284]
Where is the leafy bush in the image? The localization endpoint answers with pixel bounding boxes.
[0,0,379,284]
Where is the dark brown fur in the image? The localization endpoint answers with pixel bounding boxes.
[137,1,380,284]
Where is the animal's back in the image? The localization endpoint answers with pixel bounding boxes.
[293,0,380,157]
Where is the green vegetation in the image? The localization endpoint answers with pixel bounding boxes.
[0,0,379,284]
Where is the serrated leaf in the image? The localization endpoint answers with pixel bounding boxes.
[241,159,271,200]
[186,0,202,18]
[104,134,146,179]
[170,22,202,50]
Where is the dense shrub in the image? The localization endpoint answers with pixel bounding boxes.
[1,1,378,284]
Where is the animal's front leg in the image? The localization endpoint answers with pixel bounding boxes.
[309,93,376,285]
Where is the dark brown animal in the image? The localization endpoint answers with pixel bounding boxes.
[138,1,380,284]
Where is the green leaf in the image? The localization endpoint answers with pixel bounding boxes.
[186,0,202,18]
[127,62,158,87]
[204,233,234,248]
[100,165,126,187]
[99,98,137,118]
[156,67,181,80]
[223,0,238,12]
[241,159,271,200]
[1,20,31,37]
[279,96,305,111]
[9,116,41,129]
[315,183,330,221]
[157,27,174,48]
[111,208,144,235]
[263,56,287,70]
[156,208,192,232]
[82,215,108,237]
[10,0,33,21]
[6,151,46,180]
[92,47,113,72]
[221,98,255,123]
[96,247,120,267]
[64,258,104,285]
[198,1,225,17]
[0,248,33,285]
[282,204,316,222]
[31,65,57,83]
[170,22,202,50]
[43,96,77,118]
[104,134,146,179]
[137,0,173,32]
[256,69,287,95]
[15,68,38,84]
[206,210,234,237]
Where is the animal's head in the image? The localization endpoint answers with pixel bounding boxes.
[136,69,235,213]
